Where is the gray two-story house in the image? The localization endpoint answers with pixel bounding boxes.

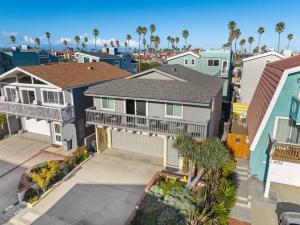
[0,62,129,149]
[85,64,223,169]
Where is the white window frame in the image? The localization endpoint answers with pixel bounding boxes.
[165,103,183,119]
[222,60,228,70]
[208,59,220,67]
[273,116,300,145]
[41,88,66,107]
[19,87,37,104]
[101,97,115,111]
[190,59,196,66]
[123,99,148,116]
[4,86,18,102]
[52,121,62,145]
[184,58,189,65]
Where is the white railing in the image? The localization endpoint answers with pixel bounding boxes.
[0,101,75,122]
[86,107,207,140]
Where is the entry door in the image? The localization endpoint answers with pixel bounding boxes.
[126,100,135,123]
[222,61,228,73]
[136,101,146,125]
[52,122,62,145]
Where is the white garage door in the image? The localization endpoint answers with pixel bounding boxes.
[111,130,164,157]
[23,118,51,136]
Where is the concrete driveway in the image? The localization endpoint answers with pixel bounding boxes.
[11,149,163,225]
[0,133,63,224]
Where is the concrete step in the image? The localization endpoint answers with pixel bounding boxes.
[236,165,249,171]
[236,170,249,176]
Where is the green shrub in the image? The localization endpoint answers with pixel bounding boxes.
[222,159,236,178]
[23,188,40,204]
[157,208,185,225]
[73,147,89,165]
[159,178,183,196]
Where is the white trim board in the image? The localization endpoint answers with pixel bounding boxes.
[242,51,285,63]
[166,51,200,61]
[250,66,300,151]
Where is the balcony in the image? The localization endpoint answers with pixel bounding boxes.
[273,143,300,163]
[0,101,75,122]
[86,107,207,140]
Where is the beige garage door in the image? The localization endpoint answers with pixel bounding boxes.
[111,130,164,157]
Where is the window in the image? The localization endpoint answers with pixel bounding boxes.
[166,103,183,118]
[5,87,17,102]
[208,59,220,67]
[191,59,195,65]
[42,90,64,105]
[275,118,300,145]
[123,58,127,63]
[184,59,189,65]
[101,98,115,110]
[114,60,120,67]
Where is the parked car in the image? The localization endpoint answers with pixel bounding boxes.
[279,212,300,225]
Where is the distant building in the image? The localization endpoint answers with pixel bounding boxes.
[240,51,285,104]
[166,49,233,103]
[0,45,59,74]
[75,48,137,73]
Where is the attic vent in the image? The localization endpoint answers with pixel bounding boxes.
[87,66,94,70]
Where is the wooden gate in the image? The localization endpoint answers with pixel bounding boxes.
[226,133,250,158]
[96,127,107,152]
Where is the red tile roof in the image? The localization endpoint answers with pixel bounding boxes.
[247,55,300,145]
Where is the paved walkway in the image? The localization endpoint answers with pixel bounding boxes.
[9,149,163,225]
[0,133,63,224]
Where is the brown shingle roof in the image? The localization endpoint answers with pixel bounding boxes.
[19,62,130,89]
[247,55,300,145]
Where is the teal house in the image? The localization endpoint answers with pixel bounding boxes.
[247,55,300,181]
[166,49,233,103]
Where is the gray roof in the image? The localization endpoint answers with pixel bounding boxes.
[85,64,223,105]
[81,51,121,59]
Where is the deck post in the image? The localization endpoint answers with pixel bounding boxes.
[6,114,11,136]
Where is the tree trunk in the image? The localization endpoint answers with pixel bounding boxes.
[94,36,96,51]
[258,35,261,52]
[190,168,205,189]
[278,33,281,52]
[186,159,193,188]
[138,35,141,72]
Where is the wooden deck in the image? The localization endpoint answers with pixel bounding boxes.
[273,143,300,163]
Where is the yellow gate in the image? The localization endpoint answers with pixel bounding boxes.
[226,133,250,158]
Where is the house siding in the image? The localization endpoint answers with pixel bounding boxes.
[250,71,300,181]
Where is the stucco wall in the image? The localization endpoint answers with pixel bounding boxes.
[240,55,283,104]
[250,71,300,181]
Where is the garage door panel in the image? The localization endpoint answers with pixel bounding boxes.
[111,131,164,157]
[24,118,50,136]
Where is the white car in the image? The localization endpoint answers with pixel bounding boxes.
[279,212,300,225]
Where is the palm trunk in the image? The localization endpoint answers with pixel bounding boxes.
[186,160,193,188]
[287,40,290,49]
[138,35,141,72]
[258,35,261,53]
[190,168,205,190]
[149,32,152,51]
[48,39,51,51]
[94,36,96,51]
[277,33,281,52]
[234,39,237,55]
[249,44,251,54]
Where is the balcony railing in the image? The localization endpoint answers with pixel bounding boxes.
[0,101,75,122]
[272,143,300,163]
[86,107,207,140]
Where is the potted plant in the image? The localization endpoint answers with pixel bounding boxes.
[181,157,189,173]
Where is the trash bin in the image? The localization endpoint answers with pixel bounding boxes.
[62,138,72,150]
[90,140,96,152]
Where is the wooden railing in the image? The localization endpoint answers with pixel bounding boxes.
[86,107,207,140]
[273,143,300,163]
[0,101,75,122]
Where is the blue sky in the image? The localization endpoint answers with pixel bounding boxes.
[1,0,299,51]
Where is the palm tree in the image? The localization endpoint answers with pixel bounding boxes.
[141,27,147,54]
[74,35,81,50]
[116,40,120,49]
[154,36,160,52]
[253,46,259,55]
[142,38,146,54]
[34,37,41,48]
[175,37,180,50]
[45,32,51,50]
[84,37,88,51]
[257,26,265,52]
[124,41,128,51]
[136,26,143,72]
[228,20,237,50]
[92,28,99,51]
[261,45,267,53]
[110,40,114,47]
[239,38,246,53]
[182,29,189,50]
[9,35,16,47]
[126,34,132,52]
[286,33,294,49]
[104,42,108,48]
[149,24,156,50]
[233,29,241,54]
[81,42,86,50]
[248,36,254,54]
[170,37,175,54]
[275,22,285,52]
[167,36,172,50]
[63,39,68,51]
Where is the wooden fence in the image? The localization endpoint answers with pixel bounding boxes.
[226,133,250,158]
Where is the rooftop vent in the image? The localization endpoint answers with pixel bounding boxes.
[173,68,177,71]
[87,66,94,70]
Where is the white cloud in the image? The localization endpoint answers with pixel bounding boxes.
[23,35,35,44]
[1,30,18,37]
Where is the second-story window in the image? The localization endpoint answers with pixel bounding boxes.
[5,87,17,102]
[123,58,127,63]
[165,103,183,118]
[184,59,189,65]
[42,90,64,105]
[208,59,220,67]
[101,97,115,111]
[114,61,120,68]
[191,59,195,65]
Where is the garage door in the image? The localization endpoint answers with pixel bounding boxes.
[111,130,164,157]
[23,118,51,136]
